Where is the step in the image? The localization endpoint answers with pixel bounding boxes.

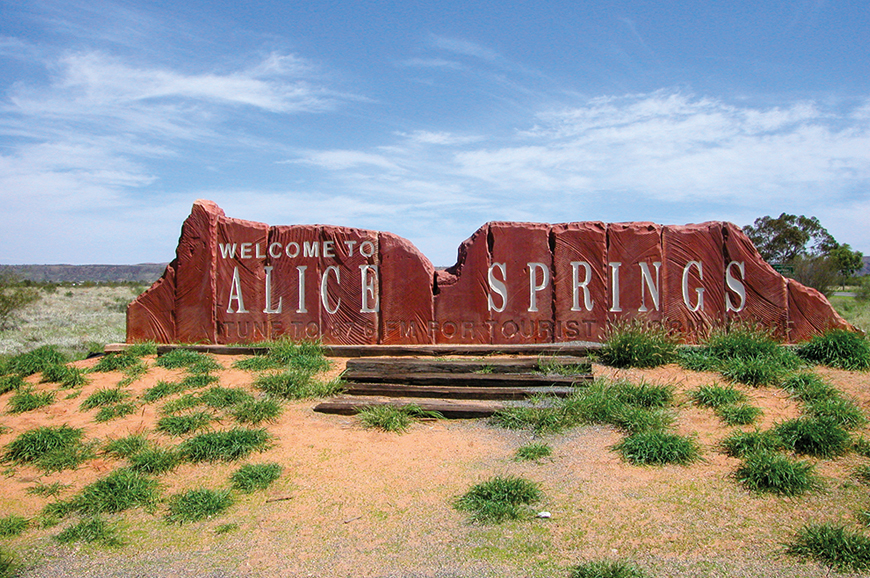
[344,356,590,375]
[343,383,577,400]
[313,397,504,418]
[342,371,592,387]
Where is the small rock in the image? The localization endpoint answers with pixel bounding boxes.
[536,511,551,518]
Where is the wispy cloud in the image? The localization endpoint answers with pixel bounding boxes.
[428,35,500,61]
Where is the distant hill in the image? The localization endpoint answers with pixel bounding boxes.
[862,256,870,276]
[2,263,168,284]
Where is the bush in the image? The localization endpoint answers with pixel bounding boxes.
[231,463,283,492]
[597,322,677,369]
[614,431,700,465]
[455,475,543,523]
[798,329,870,370]
[787,523,870,570]
[569,560,647,578]
[775,416,852,458]
[515,442,552,462]
[178,428,271,462]
[165,488,233,523]
[735,451,820,495]
[0,272,40,330]
[689,384,747,408]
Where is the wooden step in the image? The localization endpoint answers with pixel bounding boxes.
[344,356,590,375]
[313,397,504,418]
[342,371,592,387]
[343,383,577,400]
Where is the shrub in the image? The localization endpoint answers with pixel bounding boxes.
[806,397,867,430]
[127,447,180,475]
[614,431,700,465]
[716,404,763,426]
[94,402,138,423]
[689,384,747,408]
[798,329,870,370]
[156,412,214,436]
[90,352,140,373]
[735,451,820,495]
[103,434,149,459]
[231,399,283,425]
[569,560,647,578]
[0,515,28,537]
[515,442,552,462]
[597,322,677,368]
[178,428,271,462]
[231,463,283,492]
[54,516,124,547]
[0,272,40,330]
[7,388,55,413]
[775,416,852,458]
[787,523,870,570]
[255,370,342,399]
[455,475,543,523]
[80,388,130,410]
[357,404,442,433]
[200,387,254,409]
[65,468,160,515]
[783,372,840,403]
[5,345,66,376]
[165,488,233,523]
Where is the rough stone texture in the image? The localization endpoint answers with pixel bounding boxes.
[553,222,608,342]
[127,200,857,346]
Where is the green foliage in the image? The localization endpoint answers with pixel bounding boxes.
[689,384,747,408]
[142,380,183,402]
[230,399,283,425]
[80,388,130,410]
[2,425,85,466]
[7,388,55,413]
[254,369,343,399]
[0,515,28,537]
[231,463,283,492]
[855,437,870,458]
[179,373,220,389]
[798,329,870,371]
[178,428,271,462]
[569,559,647,578]
[200,387,254,409]
[156,412,214,436]
[117,361,148,387]
[805,397,867,430]
[165,488,233,523]
[40,364,89,388]
[232,356,283,371]
[156,349,221,372]
[515,442,552,462]
[491,404,579,436]
[0,374,25,395]
[214,522,239,534]
[853,464,870,485]
[775,416,852,458]
[830,244,864,284]
[103,434,148,459]
[455,475,543,523]
[160,393,202,414]
[613,381,674,407]
[357,404,442,433]
[613,431,700,466]
[716,404,763,426]
[0,271,41,330]
[266,340,331,373]
[735,451,820,496]
[5,345,67,376]
[537,357,591,376]
[125,342,158,357]
[786,523,870,571]
[26,481,70,498]
[54,516,124,546]
[90,352,140,373]
[598,322,678,369]
[743,213,837,264]
[127,447,180,475]
[719,355,790,386]
[94,402,137,422]
[783,372,840,403]
[63,468,160,515]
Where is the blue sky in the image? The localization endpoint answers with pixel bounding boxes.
[2,0,869,266]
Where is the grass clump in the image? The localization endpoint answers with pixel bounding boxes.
[357,404,442,433]
[127,447,180,475]
[5,345,67,376]
[63,468,159,515]
[230,463,283,492]
[569,559,647,578]
[735,451,820,495]
[165,488,233,523]
[156,349,221,372]
[254,370,342,399]
[716,404,763,426]
[142,380,183,402]
[0,515,28,537]
[156,412,214,436]
[720,429,783,458]
[90,352,140,373]
[266,340,331,373]
[0,546,16,578]
[805,397,867,430]
[774,416,852,458]
[720,355,790,387]
[455,475,543,523]
[613,381,673,407]
[783,372,840,403]
[798,329,870,370]
[40,364,89,388]
[160,393,203,414]
[233,356,283,371]
[515,442,552,462]
[7,388,55,413]
[613,431,700,465]
[537,357,591,376]
[54,516,124,547]
[0,374,25,395]
[179,373,220,389]
[200,387,254,409]
[125,342,157,357]
[689,384,747,408]
[80,388,130,410]
[178,428,270,462]
[26,482,70,498]
[2,425,93,472]
[786,523,870,570]
[853,464,870,484]
[231,399,283,425]
[597,322,677,368]
[103,434,148,459]
[94,402,137,422]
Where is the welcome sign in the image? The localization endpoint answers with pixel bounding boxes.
[127,200,853,345]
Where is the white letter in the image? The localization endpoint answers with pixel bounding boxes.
[360,241,375,257]
[219,243,237,259]
[269,242,283,259]
[487,263,507,312]
[360,265,379,313]
[321,266,340,314]
[527,262,550,312]
[323,240,335,258]
[725,261,747,312]
[681,261,704,312]
[609,262,622,312]
[263,266,282,314]
[571,261,594,311]
[638,262,662,312]
[240,243,252,259]
[285,242,300,258]
[303,241,320,258]
[344,240,357,256]
[226,266,248,313]
[296,266,308,313]
[255,243,265,259]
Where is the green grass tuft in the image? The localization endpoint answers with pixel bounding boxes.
[515,442,552,462]
[774,416,852,458]
[689,384,747,408]
[90,352,140,373]
[54,516,124,546]
[805,397,867,430]
[597,322,678,369]
[142,380,183,402]
[569,559,647,578]
[127,447,180,475]
[0,546,16,578]
[26,482,70,498]
[719,355,789,386]
[613,381,674,408]
[2,425,93,472]
[455,475,543,523]
[254,369,343,399]
[7,388,55,413]
[5,346,67,376]
[40,364,89,388]
[853,464,870,485]
[716,403,763,426]
[124,342,157,357]
[787,523,870,570]
[266,340,331,373]
[614,430,700,465]
[156,349,221,372]
[783,372,840,403]
[80,388,130,410]
[357,404,442,433]
[103,434,148,459]
[178,428,271,462]
[63,468,160,515]
[200,386,254,409]
[94,402,138,422]
[230,463,283,492]
[156,412,214,436]
[179,373,220,389]
[537,357,591,376]
[735,451,820,495]
[160,393,203,414]
[0,515,28,537]
[0,374,25,395]
[165,488,233,524]
[797,329,870,371]
[231,399,283,425]
[232,356,282,371]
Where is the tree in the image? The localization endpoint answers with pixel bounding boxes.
[743,214,838,264]
[829,244,864,286]
[0,270,41,330]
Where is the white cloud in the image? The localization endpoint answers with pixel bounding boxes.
[428,35,500,61]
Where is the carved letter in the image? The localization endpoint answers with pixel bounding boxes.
[263,266,282,314]
[609,262,622,312]
[527,262,550,312]
[638,262,662,312]
[488,263,507,313]
[571,261,594,311]
[321,266,340,314]
[296,266,308,313]
[226,266,248,313]
[360,265,379,313]
[681,261,704,312]
[725,261,746,312]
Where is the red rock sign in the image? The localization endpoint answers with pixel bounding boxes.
[127,200,855,345]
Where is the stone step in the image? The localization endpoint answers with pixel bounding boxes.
[344,356,591,375]
[343,383,577,400]
[313,397,504,419]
